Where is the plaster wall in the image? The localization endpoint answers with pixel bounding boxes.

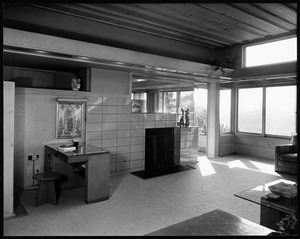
[3,82,15,218]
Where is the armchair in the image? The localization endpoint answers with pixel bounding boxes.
[275,135,297,175]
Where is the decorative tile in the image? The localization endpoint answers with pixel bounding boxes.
[143,114,155,121]
[118,105,131,114]
[103,122,117,131]
[117,130,131,138]
[117,145,130,154]
[116,137,131,146]
[86,131,102,140]
[144,121,155,128]
[131,121,144,129]
[87,114,102,123]
[155,121,166,128]
[117,122,131,130]
[102,138,117,147]
[130,152,143,160]
[103,105,118,114]
[103,114,117,122]
[131,136,144,145]
[155,114,167,120]
[131,144,143,153]
[86,122,102,132]
[117,114,131,122]
[86,139,102,148]
[131,129,144,137]
[102,130,117,139]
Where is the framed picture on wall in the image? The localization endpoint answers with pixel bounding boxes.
[56,98,88,139]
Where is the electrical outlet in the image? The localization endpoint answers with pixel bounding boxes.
[28,154,33,161]
[27,166,32,174]
[34,165,40,173]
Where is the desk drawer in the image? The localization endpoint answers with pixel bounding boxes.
[68,155,87,164]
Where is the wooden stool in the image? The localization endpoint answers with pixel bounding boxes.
[32,172,65,207]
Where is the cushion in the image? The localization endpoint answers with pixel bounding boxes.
[291,134,297,147]
[279,153,297,163]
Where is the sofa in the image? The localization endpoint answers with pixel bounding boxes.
[275,135,297,175]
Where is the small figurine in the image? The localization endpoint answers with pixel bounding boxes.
[179,108,185,127]
[185,108,190,127]
[71,75,81,91]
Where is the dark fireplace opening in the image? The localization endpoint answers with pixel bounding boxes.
[131,127,181,179]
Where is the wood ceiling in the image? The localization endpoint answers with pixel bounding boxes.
[3,3,297,90]
[28,2,297,50]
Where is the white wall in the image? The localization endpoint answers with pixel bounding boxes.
[4,82,15,218]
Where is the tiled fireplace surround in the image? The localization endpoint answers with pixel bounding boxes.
[86,96,198,176]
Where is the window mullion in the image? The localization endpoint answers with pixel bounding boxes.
[262,87,266,136]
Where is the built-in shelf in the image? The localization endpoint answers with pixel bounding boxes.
[3,66,91,92]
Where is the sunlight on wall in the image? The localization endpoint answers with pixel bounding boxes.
[87,98,103,113]
[198,156,216,176]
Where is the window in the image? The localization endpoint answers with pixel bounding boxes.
[194,88,207,135]
[237,88,263,134]
[163,92,177,113]
[237,85,296,137]
[266,86,296,136]
[131,92,147,113]
[245,37,297,67]
[220,89,231,134]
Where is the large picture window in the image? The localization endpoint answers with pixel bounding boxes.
[237,88,263,134]
[237,85,296,137]
[266,86,296,136]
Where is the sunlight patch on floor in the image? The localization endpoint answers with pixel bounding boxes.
[249,161,278,176]
[209,158,281,176]
[198,156,216,176]
[227,160,248,169]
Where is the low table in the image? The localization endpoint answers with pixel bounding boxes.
[146,209,274,236]
[234,179,297,230]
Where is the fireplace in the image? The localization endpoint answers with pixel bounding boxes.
[132,127,181,179]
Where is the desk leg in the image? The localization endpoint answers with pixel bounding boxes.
[44,147,52,172]
[85,153,110,204]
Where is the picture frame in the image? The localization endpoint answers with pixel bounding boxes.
[56,98,87,139]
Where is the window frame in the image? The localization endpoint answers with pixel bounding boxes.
[235,84,296,139]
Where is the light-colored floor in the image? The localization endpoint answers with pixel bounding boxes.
[4,153,296,236]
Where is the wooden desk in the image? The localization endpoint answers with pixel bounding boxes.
[146,209,274,236]
[45,144,110,204]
